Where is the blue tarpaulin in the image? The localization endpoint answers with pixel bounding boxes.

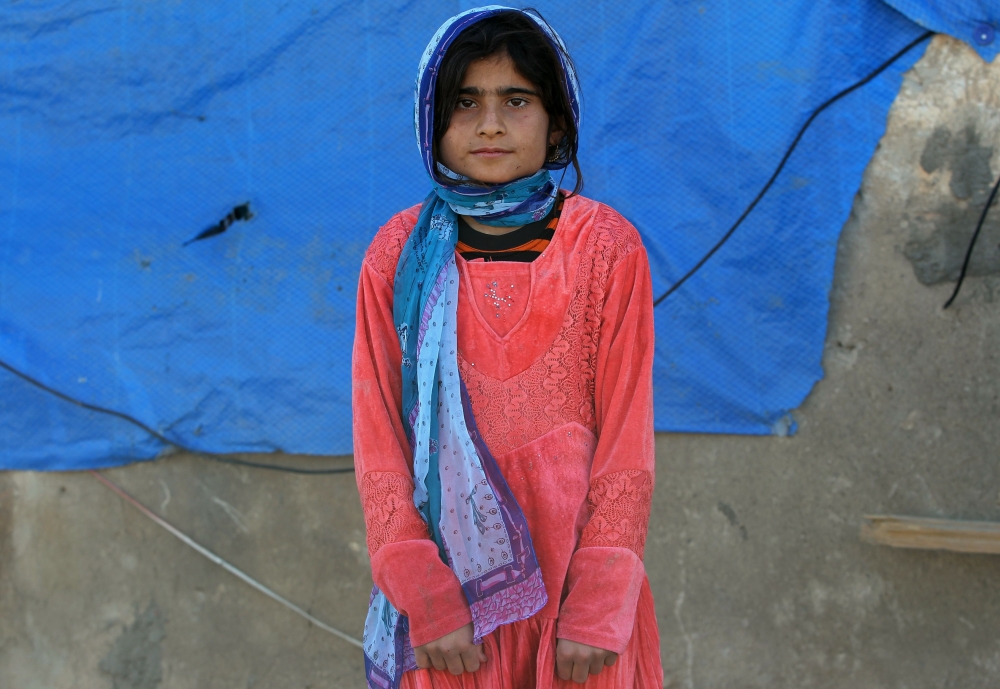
[0,1,996,469]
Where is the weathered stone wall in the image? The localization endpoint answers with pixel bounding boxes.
[1,35,998,689]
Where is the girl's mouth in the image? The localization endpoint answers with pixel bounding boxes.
[470,148,512,158]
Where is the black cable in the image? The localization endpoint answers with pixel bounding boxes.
[653,30,935,307]
[943,173,1000,309]
[0,358,355,475]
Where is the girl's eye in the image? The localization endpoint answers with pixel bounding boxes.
[508,98,527,107]
[456,98,476,109]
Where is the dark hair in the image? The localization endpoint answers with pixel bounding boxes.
[433,9,583,195]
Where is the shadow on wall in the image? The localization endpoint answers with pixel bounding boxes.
[904,123,1000,285]
[98,602,165,689]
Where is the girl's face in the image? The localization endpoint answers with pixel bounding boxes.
[438,52,562,185]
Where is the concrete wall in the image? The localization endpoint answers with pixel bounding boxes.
[2,35,998,689]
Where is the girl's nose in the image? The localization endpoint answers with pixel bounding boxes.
[477,103,506,137]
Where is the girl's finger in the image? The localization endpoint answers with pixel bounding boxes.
[414,647,431,669]
[445,650,466,676]
[555,654,574,681]
[460,648,482,673]
[571,658,590,684]
[429,650,449,672]
[604,652,619,667]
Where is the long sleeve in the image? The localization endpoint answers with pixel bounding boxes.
[352,217,472,647]
[555,245,656,654]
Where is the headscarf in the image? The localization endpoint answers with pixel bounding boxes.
[362,8,581,689]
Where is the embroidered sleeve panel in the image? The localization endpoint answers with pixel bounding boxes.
[578,469,653,558]
[363,207,420,289]
[359,470,430,556]
[458,202,644,455]
[588,203,645,293]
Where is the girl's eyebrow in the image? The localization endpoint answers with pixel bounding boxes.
[458,85,540,97]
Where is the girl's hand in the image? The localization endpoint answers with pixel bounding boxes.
[555,638,618,684]
[414,623,487,675]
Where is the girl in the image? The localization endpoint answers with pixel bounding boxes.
[352,7,661,688]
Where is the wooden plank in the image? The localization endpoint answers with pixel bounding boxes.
[861,514,1000,555]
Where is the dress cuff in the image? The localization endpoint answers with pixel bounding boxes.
[556,546,645,654]
[371,539,472,647]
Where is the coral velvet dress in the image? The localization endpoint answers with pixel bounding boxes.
[352,194,663,688]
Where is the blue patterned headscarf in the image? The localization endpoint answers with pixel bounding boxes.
[414,6,581,222]
[362,7,581,689]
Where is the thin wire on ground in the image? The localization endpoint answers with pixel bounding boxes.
[89,469,365,650]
